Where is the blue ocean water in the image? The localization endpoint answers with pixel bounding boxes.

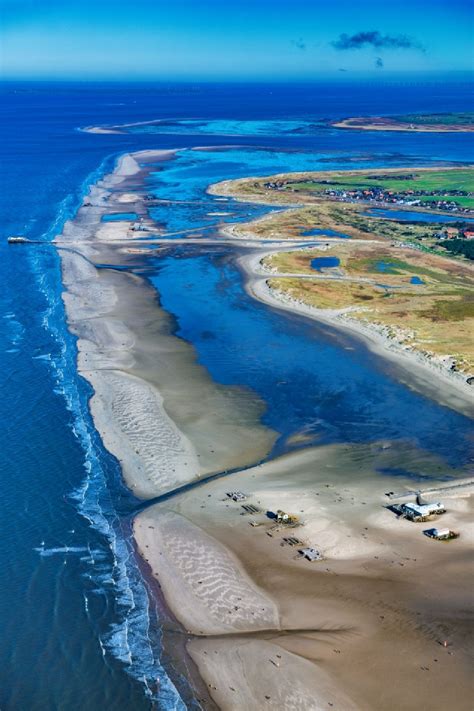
[1,81,473,710]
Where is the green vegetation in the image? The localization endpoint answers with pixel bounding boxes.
[438,238,474,261]
[291,169,473,193]
[283,168,474,209]
[265,243,474,371]
[422,294,474,321]
[392,113,474,126]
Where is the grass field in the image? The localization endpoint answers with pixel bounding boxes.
[265,243,474,371]
[214,167,474,246]
[283,169,474,208]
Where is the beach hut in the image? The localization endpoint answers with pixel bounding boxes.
[424,528,458,541]
[299,547,322,561]
[276,510,299,525]
[227,491,247,502]
[400,501,445,522]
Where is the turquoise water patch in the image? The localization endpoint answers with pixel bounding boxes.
[102,212,138,221]
[410,276,425,284]
[311,256,340,271]
[125,118,326,137]
[146,146,344,235]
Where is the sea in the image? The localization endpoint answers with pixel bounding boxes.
[1,80,473,710]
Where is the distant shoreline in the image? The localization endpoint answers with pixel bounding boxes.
[332,115,474,133]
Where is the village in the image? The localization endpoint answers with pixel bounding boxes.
[263,178,474,215]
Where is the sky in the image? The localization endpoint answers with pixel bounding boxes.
[1,0,473,80]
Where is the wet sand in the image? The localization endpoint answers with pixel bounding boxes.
[58,150,276,498]
[134,444,474,710]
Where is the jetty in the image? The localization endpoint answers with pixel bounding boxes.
[7,236,30,244]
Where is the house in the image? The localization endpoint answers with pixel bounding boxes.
[399,501,445,522]
[462,230,474,240]
[445,228,459,239]
[227,491,247,502]
[424,528,458,541]
[276,510,299,525]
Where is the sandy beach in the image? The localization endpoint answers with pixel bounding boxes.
[56,149,474,709]
[134,444,474,710]
[58,150,276,498]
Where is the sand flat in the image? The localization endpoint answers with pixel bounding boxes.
[135,444,474,710]
[188,637,359,710]
[56,150,473,708]
[89,371,200,498]
[134,509,279,635]
[57,151,277,499]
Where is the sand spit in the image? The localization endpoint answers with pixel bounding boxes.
[57,150,276,499]
[81,125,126,134]
[332,118,474,133]
[135,443,474,710]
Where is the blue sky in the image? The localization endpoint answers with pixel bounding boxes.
[1,0,473,80]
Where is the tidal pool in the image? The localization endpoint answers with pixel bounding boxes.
[311,256,341,271]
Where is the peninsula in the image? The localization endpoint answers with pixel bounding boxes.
[211,166,474,398]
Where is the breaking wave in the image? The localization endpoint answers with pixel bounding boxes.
[28,162,188,710]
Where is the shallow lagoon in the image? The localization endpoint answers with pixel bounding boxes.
[102,212,138,221]
[149,246,473,470]
[311,256,341,270]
